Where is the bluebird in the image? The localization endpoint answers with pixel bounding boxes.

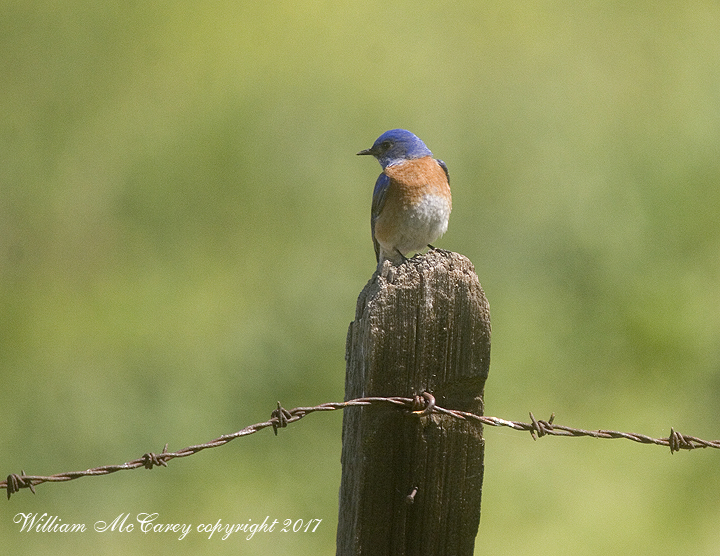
[357,129,452,270]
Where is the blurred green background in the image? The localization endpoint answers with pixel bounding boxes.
[2,1,720,554]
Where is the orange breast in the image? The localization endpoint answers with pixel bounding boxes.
[373,156,452,254]
[383,157,451,207]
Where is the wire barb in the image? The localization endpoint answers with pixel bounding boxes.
[6,471,35,500]
[3,396,719,498]
[142,444,170,469]
[271,402,293,435]
[528,412,556,440]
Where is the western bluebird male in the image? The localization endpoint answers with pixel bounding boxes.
[357,129,452,270]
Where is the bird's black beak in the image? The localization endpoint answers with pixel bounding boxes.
[357,148,374,156]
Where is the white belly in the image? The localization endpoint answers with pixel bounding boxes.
[386,193,451,255]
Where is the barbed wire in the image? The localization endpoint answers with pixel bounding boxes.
[4,393,719,499]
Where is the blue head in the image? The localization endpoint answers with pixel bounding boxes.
[357,129,432,169]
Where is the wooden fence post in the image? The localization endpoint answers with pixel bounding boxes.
[337,250,491,556]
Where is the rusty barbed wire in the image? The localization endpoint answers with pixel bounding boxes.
[3,394,719,499]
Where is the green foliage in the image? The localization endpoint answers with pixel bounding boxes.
[2,1,720,554]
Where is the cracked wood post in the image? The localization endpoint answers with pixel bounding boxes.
[337,250,491,556]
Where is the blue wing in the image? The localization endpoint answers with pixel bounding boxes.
[436,159,450,183]
[370,173,390,262]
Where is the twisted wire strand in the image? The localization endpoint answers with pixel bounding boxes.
[4,395,718,498]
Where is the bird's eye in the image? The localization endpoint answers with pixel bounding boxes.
[380,140,392,151]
